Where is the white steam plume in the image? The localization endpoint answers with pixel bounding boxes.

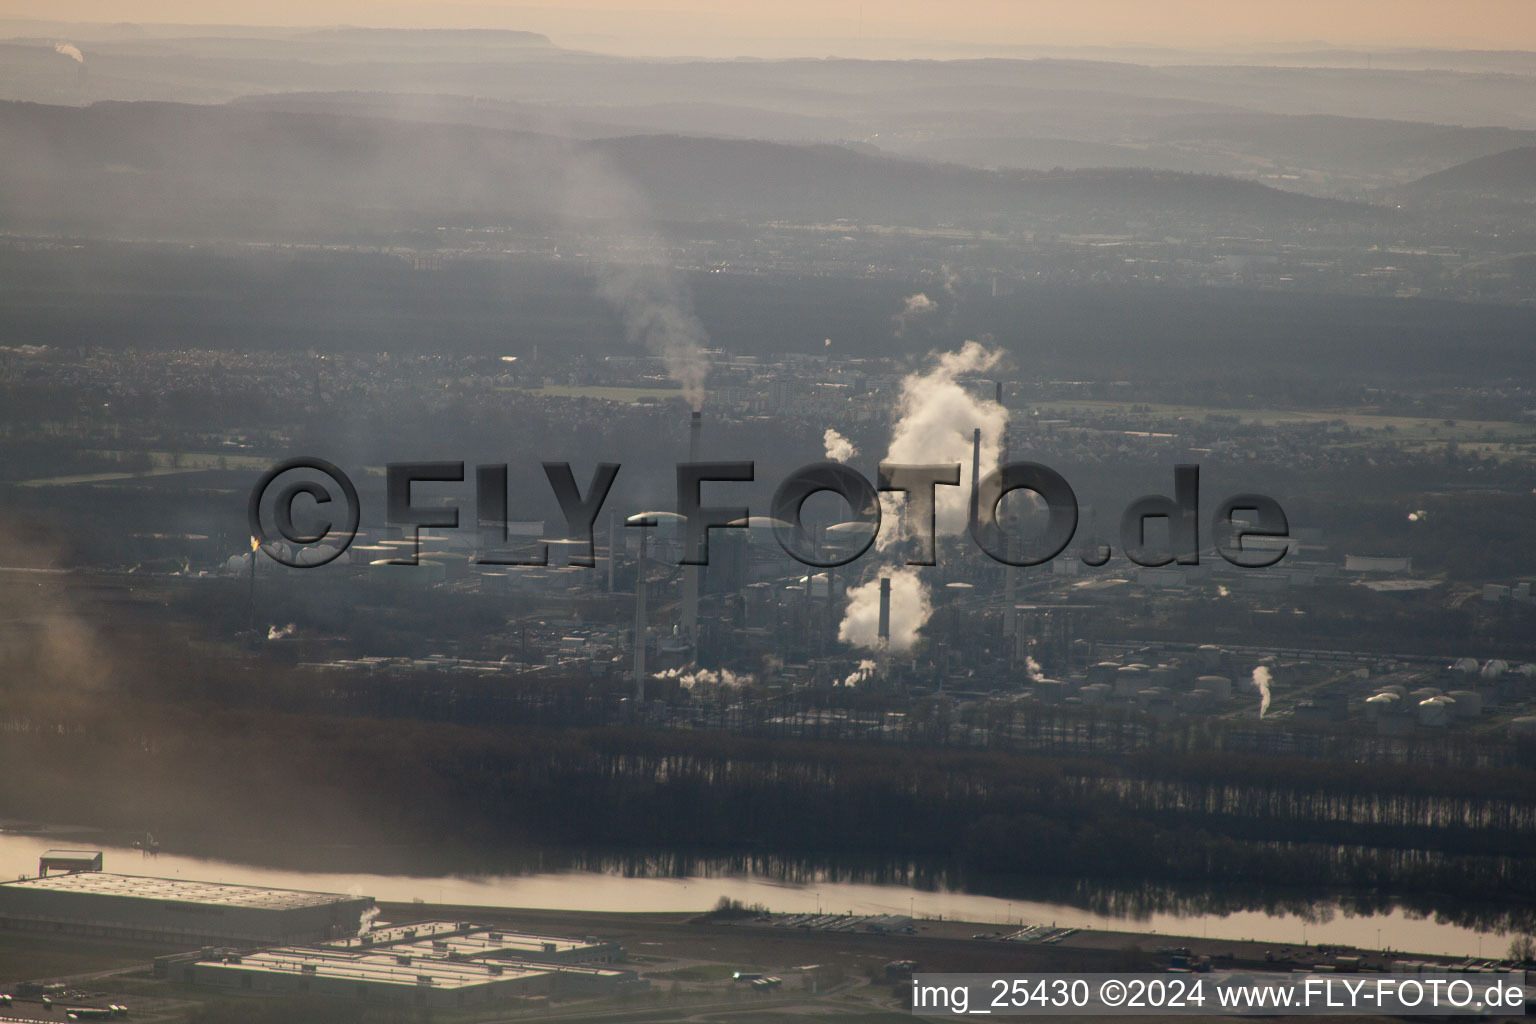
[838,567,931,652]
[893,292,939,335]
[1025,655,1043,682]
[357,905,381,935]
[823,428,857,462]
[653,666,753,689]
[1253,665,1273,718]
[877,340,1008,547]
[842,659,878,687]
[55,42,84,63]
[563,153,709,409]
[835,341,1007,653]
[267,622,296,641]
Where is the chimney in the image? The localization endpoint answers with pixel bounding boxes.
[877,577,891,644]
[996,384,1007,463]
[633,525,648,702]
[682,411,702,643]
[968,427,982,529]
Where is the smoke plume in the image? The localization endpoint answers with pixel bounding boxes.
[653,666,753,689]
[842,659,878,687]
[833,341,1008,653]
[823,428,857,462]
[562,152,710,409]
[838,567,931,652]
[877,340,1008,547]
[55,42,84,63]
[1253,665,1273,718]
[893,292,939,335]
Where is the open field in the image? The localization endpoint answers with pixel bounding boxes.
[1031,399,1536,440]
[0,901,1510,1024]
[0,932,178,985]
[518,385,689,403]
[1031,399,1536,462]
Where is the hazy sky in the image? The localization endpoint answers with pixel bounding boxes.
[3,0,1535,54]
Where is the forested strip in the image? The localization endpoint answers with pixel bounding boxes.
[3,698,1535,928]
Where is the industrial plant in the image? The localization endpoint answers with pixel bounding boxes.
[2,854,644,1013]
[157,921,643,1008]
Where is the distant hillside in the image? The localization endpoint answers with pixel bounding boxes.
[228,91,855,143]
[0,99,1393,241]
[294,28,551,46]
[1405,147,1536,197]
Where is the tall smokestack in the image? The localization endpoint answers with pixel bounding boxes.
[633,526,648,702]
[996,384,1008,463]
[682,410,702,643]
[878,577,891,643]
[1003,535,1018,642]
[997,397,1017,643]
[968,427,982,529]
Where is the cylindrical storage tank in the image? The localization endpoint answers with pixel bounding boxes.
[1377,685,1407,698]
[1182,689,1212,713]
[1364,692,1400,719]
[1087,662,1120,686]
[1508,716,1536,740]
[1482,659,1509,679]
[1115,665,1147,697]
[1196,675,1232,702]
[1147,666,1176,688]
[1450,657,1478,674]
[350,543,394,565]
[1136,686,1171,708]
[1408,687,1441,703]
[1198,644,1223,668]
[1033,679,1065,704]
[797,573,833,599]
[295,543,343,567]
[1079,683,1112,705]
[1446,690,1483,717]
[1417,696,1450,727]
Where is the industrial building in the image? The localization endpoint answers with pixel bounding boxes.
[321,919,625,963]
[37,849,104,876]
[0,871,374,945]
[159,922,642,1008]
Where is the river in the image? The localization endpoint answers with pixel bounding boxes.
[0,830,1508,959]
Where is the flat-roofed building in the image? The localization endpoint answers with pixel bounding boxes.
[0,872,373,945]
[38,850,103,876]
[323,921,624,964]
[168,940,643,1008]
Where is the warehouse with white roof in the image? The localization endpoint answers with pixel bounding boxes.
[0,871,374,945]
